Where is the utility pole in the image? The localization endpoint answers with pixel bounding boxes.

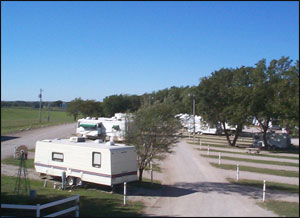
[47,102,50,122]
[39,89,43,123]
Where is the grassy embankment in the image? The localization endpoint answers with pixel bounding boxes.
[1,107,76,135]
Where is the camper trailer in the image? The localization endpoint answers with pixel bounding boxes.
[34,137,137,187]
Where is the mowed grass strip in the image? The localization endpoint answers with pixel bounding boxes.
[1,175,144,217]
[1,157,35,169]
[257,200,299,217]
[210,163,299,177]
[201,154,299,167]
[226,178,299,194]
[200,148,299,160]
[1,107,75,135]
[187,141,245,149]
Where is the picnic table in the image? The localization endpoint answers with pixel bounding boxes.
[245,147,260,154]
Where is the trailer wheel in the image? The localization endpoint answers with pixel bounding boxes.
[67,176,75,186]
[76,178,82,186]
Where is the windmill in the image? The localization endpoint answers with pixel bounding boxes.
[14,145,31,195]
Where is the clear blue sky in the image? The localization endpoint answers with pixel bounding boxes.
[1,1,299,102]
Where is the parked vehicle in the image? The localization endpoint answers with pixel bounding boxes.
[76,114,130,141]
[34,137,137,187]
[252,133,291,148]
[76,117,105,139]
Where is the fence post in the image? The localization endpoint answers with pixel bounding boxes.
[218,152,221,165]
[123,182,127,205]
[236,164,239,181]
[199,139,202,150]
[44,180,47,188]
[61,171,66,190]
[207,145,210,156]
[36,204,40,217]
[13,147,16,158]
[150,162,153,184]
[76,194,80,217]
[263,180,266,202]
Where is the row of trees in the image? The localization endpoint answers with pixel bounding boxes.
[66,86,196,120]
[1,100,64,108]
[196,57,299,148]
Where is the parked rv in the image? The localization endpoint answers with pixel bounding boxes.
[253,133,291,148]
[34,137,137,187]
[76,117,105,139]
[176,113,235,135]
[76,113,130,141]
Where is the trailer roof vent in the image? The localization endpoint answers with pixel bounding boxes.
[106,137,115,146]
[70,137,86,143]
[93,139,103,143]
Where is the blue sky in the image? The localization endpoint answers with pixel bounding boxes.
[1,1,299,101]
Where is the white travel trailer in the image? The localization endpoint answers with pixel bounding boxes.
[34,137,138,187]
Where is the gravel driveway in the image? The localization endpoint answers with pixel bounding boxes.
[131,140,280,217]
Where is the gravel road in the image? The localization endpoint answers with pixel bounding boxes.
[135,140,279,217]
[1,123,76,159]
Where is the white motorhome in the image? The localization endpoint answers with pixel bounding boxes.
[76,117,105,139]
[34,137,137,187]
[76,114,129,141]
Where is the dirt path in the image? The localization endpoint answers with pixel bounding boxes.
[1,123,76,159]
[131,140,279,217]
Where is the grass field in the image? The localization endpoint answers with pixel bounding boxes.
[200,148,299,160]
[1,175,147,217]
[201,154,299,167]
[257,200,299,217]
[2,157,35,169]
[1,107,75,135]
[226,178,299,194]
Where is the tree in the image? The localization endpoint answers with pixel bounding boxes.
[66,98,83,121]
[125,102,182,181]
[196,67,252,146]
[102,94,128,117]
[52,100,63,108]
[80,100,104,117]
[247,57,298,147]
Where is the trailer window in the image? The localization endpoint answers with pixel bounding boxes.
[52,152,64,162]
[92,152,101,168]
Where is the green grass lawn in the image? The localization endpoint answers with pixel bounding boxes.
[1,107,76,135]
[1,175,146,217]
[226,178,299,194]
[200,148,299,160]
[201,154,299,167]
[210,162,299,177]
[257,200,299,217]
[2,157,35,169]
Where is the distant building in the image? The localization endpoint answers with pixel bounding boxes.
[61,102,68,109]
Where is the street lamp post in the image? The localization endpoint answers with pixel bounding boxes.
[188,93,196,137]
[193,95,195,136]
